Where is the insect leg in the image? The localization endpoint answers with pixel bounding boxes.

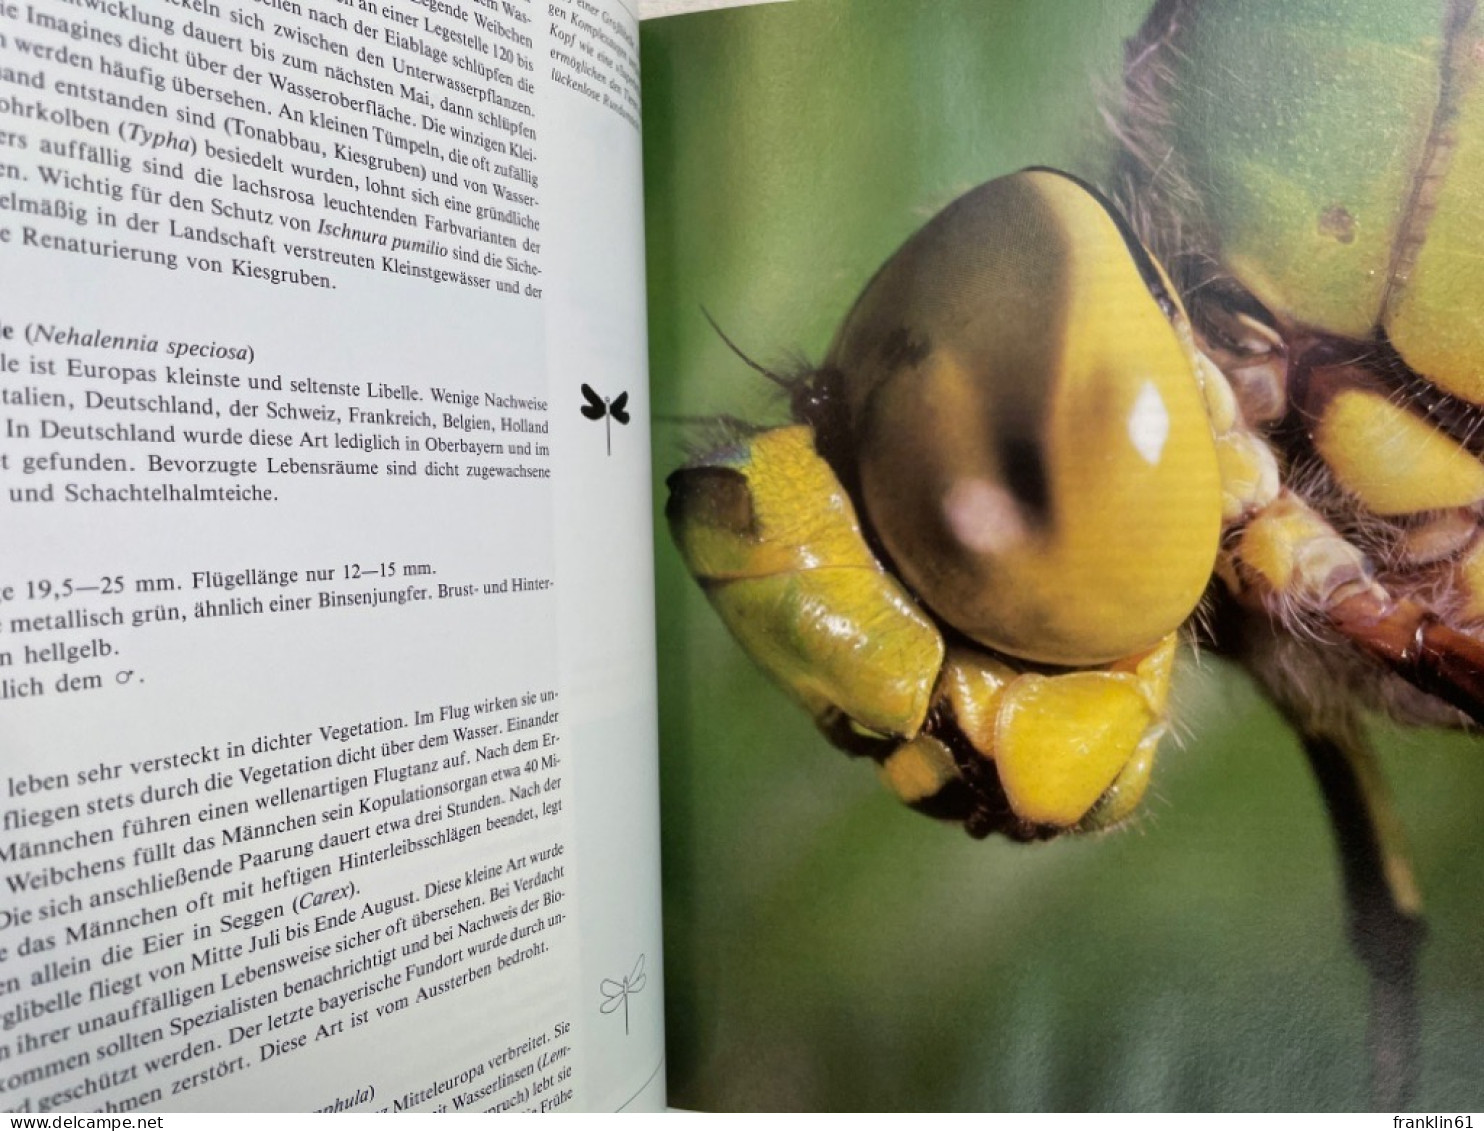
[1224,490,1484,727]
[1215,597,1425,1109]
[1187,321,1484,726]
[1327,590,1484,727]
[1296,724,1423,1110]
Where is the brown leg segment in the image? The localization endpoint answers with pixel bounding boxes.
[1329,591,1484,729]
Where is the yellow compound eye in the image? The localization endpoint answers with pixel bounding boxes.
[826,170,1224,666]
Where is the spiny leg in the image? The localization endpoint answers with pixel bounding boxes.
[1328,590,1484,728]
[1226,489,1484,729]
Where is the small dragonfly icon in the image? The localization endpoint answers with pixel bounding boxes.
[599,954,646,1036]
[580,384,630,456]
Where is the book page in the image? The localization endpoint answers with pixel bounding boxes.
[643,0,1484,1112]
[0,0,661,1112]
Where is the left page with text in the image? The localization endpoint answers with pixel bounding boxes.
[0,0,662,1111]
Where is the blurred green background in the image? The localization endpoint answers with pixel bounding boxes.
[640,0,1484,1111]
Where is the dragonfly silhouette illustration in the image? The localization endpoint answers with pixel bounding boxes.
[580,384,630,455]
[599,954,646,1035]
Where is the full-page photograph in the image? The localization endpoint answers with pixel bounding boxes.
[644,0,1484,1111]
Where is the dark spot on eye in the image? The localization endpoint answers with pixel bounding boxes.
[998,435,1050,522]
[1319,205,1356,244]
[879,326,932,370]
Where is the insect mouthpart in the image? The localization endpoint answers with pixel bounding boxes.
[668,421,1179,841]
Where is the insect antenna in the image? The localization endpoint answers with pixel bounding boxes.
[696,307,854,468]
[700,307,794,390]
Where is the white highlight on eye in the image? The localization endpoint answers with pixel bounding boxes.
[942,478,1028,555]
[1127,380,1169,466]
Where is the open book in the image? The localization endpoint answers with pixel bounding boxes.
[2,0,659,1112]
[5,0,1484,1114]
